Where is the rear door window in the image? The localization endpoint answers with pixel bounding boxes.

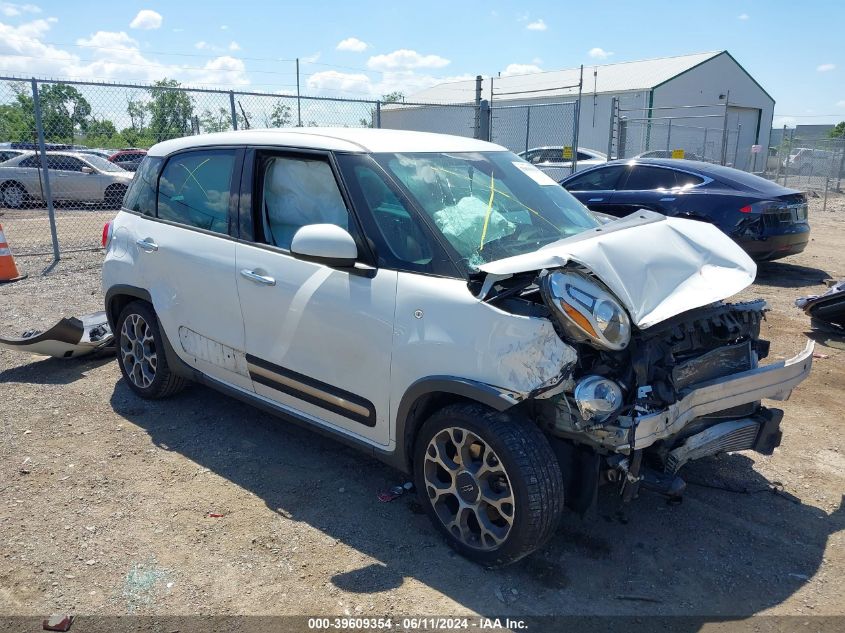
[564,165,624,191]
[157,149,235,234]
[620,166,678,190]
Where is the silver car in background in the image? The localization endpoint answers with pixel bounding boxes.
[0,151,134,209]
[518,146,607,180]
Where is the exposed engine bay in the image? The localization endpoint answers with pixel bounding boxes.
[475,264,813,507]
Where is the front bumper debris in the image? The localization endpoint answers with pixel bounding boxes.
[0,311,114,358]
[631,339,814,450]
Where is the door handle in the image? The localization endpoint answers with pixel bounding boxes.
[588,197,604,202]
[136,238,158,252]
[240,269,276,286]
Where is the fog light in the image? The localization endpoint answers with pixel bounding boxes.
[574,375,623,422]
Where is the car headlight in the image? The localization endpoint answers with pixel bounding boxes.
[574,375,623,422]
[540,269,631,351]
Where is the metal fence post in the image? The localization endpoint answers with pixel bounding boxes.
[375,101,381,128]
[479,99,490,141]
[524,105,531,154]
[720,90,730,165]
[666,118,672,152]
[229,91,238,131]
[296,58,302,127]
[618,117,628,159]
[474,75,482,140]
[30,78,60,261]
[606,96,617,158]
[836,135,845,192]
[571,65,583,174]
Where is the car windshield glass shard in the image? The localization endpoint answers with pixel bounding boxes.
[374,152,599,269]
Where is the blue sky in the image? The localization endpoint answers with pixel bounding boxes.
[1,0,843,126]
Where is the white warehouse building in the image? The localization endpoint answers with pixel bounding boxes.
[382,51,774,171]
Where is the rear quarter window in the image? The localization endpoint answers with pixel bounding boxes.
[122,156,162,216]
[157,150,235,233]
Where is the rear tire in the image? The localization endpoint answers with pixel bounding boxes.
[1,182,27,209]
[116,301,187,399]
[413,402,564,567]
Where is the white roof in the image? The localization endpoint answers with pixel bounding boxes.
[408,51,724,103]
[148,128,506,156]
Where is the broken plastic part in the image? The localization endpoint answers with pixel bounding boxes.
[0,311,114,358]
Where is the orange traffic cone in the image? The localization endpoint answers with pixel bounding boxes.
[0,224,26,283]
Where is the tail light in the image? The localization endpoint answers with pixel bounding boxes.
[101,221,113,249]
[739,205,753,214]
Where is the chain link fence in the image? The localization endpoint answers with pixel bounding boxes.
[0,77,472,258]
[489,102,579,178]
[763,134,845,196]
[616,118,742,166]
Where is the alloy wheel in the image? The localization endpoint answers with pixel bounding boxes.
[3,185,24,208]
[119,313,157,389]
[423,426,515,550]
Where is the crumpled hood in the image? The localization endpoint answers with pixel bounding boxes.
[478,211,757,329]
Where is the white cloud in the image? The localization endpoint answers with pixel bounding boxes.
[367,49,450,71]
[0,17,249,89]
[194,40,209,50]
[1,2,41,17]
[220,24,228,30]
[129,9,162,30]
[336,37,369,52]
[588,47,613,60]
[526,19,547,31]
[738,13,749,20]
[228,41,240,51]
[307,70,372,95]
[501,63,542,76]
[837,100,845,107]
[817,63,836,72]
[301,51,320,63]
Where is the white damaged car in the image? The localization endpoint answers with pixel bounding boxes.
[101,129,813,566]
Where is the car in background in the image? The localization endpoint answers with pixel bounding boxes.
[783,147,836,176]
[634,149,714,163]
[78,148,121,162]
[0,151,134,209]
[517,146,606,180]
[0,149,26,163]
[560,158,809,261]
[109,149,147,172]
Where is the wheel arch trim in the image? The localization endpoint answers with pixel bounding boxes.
[392,376,521,473]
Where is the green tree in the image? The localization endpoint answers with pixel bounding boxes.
[359,91,406,127]
[199,106,233,133]
[268,102,292,128]
[146,78,195,142]
[39,83,92,144]
[127,98,147,133]
[830,121,845,138]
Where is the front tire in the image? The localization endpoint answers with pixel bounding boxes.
[116,301,186,399]
[413,402,564,567]
[1,182,27,209]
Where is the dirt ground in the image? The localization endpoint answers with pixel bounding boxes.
[1,196,844,621]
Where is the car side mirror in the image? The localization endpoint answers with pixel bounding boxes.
[80,166,95,174]
[290,224,358,268]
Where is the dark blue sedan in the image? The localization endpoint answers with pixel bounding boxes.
[560,158,810,261]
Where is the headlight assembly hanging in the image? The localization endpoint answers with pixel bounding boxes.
[540,269,632,351]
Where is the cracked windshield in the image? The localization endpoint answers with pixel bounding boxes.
[374,152,600,269]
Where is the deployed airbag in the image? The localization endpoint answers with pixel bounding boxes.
[0,311,114,358]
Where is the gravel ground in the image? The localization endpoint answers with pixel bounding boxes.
[1,197,844,620]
